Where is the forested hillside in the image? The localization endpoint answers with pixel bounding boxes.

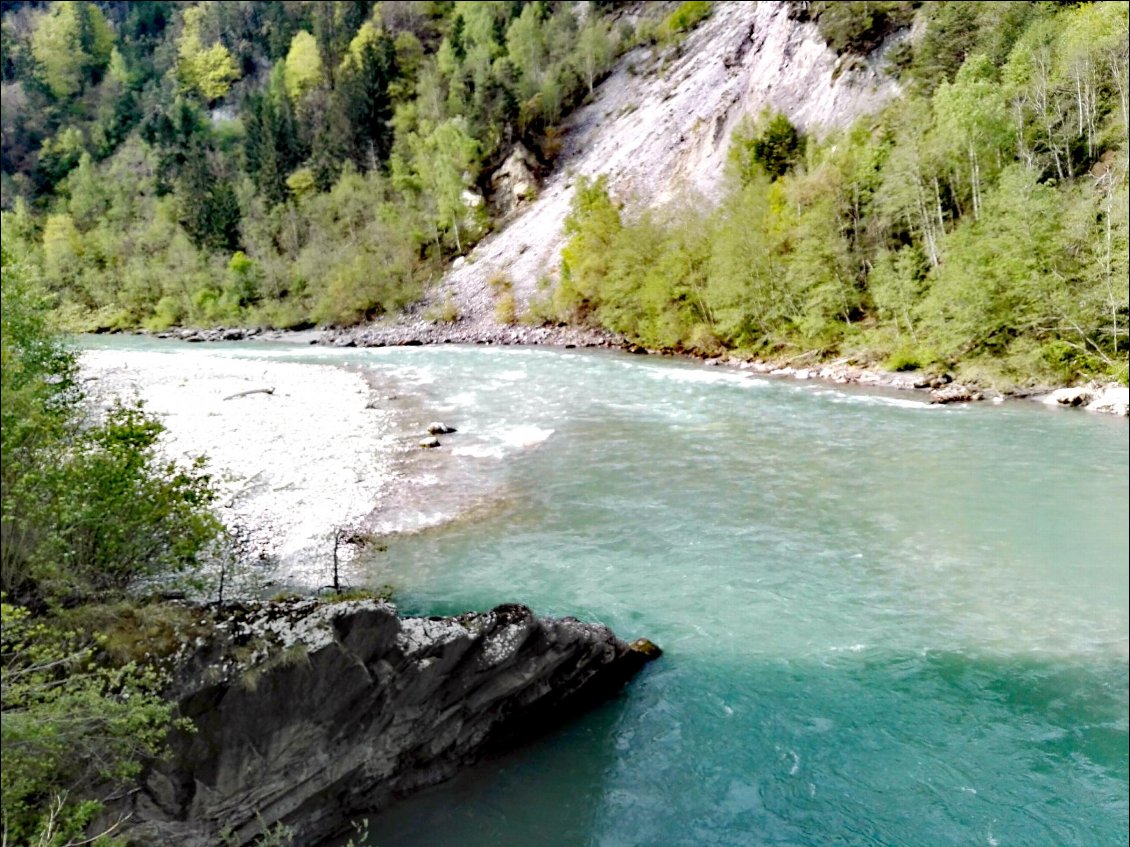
[1,0,639,328]
[1,0,1127,385]
[553,1,1129,385]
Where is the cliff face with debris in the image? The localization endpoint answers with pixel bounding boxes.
[435,1,899,327]
[117,600,658,847]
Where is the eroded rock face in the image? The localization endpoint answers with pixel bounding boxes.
[118,600,656,847]
[490,142,540,218]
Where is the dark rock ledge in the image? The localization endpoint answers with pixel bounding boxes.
[114,599,659,847]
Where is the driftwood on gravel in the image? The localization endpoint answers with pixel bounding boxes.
[223,387,275,401]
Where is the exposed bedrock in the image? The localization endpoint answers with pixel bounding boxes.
[118,600,659,847]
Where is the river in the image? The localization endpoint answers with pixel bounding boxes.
[81,339,1128,846]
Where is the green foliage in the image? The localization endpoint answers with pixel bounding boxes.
[658,2,713,43]
[909,1,1050,93]
[732,111,806,182]
[2,0,636,332]
[2,1,1125,385]
[884,346,925,372]
[243,68,302,205]
[426,293,460,324]
[553,1,1129,382]
[1,600,177,846]
[37,125,88,189]
[556,177,719,351]
[30,0,114,99]
[176,146,241,253]
[494,290,518,324]
[1,248,222,606]
[286,167,318,200]
[284,31,324,101]
[1,250,217,846]
[798,1,917,56]
[176,5,240,101]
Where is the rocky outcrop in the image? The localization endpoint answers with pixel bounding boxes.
[1043,385,1095,407]
[117,599,658,847]
[430,1,901,332]
[490,142,540,219]
[1041,383,1130,416]
[1086,385,1130,416]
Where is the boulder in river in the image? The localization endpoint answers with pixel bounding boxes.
[1042,386,1095,407]
[419,436,441,448]
[1085,385,1129,416]
[427,422,457,435]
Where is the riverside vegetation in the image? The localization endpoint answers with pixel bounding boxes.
[1,247,224,845]
[0,0,639,329]
[2,2,1125,386]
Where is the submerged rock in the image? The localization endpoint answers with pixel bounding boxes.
[628,637,663,659]
[115,600,657,847]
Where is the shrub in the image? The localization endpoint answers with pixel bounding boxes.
[144,295,185,331]
[885,346,923,372]
[731,112,806,182]
[487,272,513,295]
[438,294,459,324]
[658,2,713,42]
[1,249,222,606]
[1,600,179,846]
[494,290,518,325]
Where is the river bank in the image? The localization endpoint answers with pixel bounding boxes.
[141,322,1130,417]
[80,344,412,588]
[111,597,659,847]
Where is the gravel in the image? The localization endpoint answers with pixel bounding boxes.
[80,347,403,587]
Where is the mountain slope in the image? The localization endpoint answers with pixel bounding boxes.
[434,2,900,329]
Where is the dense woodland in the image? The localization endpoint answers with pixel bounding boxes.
[553,1,1130,384]
[1,1,1126,383]
[1,0,641,329]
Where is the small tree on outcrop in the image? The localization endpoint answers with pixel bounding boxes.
[732,111,807,183]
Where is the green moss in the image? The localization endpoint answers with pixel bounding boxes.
[60,601,212,666]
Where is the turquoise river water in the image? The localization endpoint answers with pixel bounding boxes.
[351,346,1128,847]
[87,340,1130,846]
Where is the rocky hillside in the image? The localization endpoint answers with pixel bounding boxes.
[433,1,900,330]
